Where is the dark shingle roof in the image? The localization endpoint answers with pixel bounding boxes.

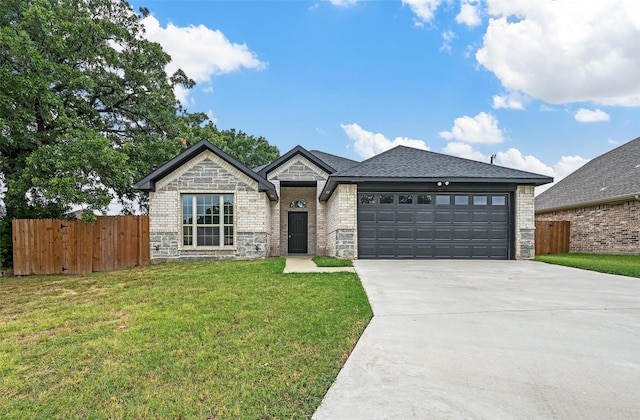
[332,146,553,180]
[309,150,359,172]
[536,137,640,212]
[319,146,552,201]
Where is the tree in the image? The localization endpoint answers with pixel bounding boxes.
[0,0,279,267]
[179,113,279,169]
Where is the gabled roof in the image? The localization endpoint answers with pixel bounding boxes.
[309,150,359,172]
[318,145,552,199]
[134,139,277,200]
[257,145,337,177]
[536,137,640,212]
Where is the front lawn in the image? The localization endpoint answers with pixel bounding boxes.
[0,258,372,419]
[312,256,353,267]
[535,253,640,278]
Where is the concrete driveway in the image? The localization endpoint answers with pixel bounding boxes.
[313,260,640,420]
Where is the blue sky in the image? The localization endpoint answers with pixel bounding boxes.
[130,0,640,191]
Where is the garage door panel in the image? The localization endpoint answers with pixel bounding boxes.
[435,212,452,223]
[396,211,414,222]
[358,192,510,259]
[378,211,395,222]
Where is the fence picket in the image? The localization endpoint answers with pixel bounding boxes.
[12,216,149,275]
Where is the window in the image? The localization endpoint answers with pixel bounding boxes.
[473,196,488,206]
[417,194,432,204]
[492,195,506,206]
[182,194,234,247]
[289,200,307,208]
[398,195,413,204]
[360,194,375,204]
[436,195,450,205]
[454,195,469,205]
[379,194,394,204]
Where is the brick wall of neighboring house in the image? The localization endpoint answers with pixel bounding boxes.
[148,150,269,262]
[515,185,536,259]
[536,200,640,254]
[325,184,357,259]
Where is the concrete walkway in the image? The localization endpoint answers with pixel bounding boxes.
[283,256,356,273]
[314,260,640,420]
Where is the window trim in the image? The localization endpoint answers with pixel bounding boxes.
[181,193,235,249]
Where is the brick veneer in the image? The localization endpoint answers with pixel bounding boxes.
[325,184,357,259]
[536,200,640,254]
[515,185,535,259]
[148,150,269,262]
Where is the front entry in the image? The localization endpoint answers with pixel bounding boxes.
[288,212,308,254]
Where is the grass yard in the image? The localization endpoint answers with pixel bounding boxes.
[312,256,353,268]
[0,258,372,419]
[535,253,640,278]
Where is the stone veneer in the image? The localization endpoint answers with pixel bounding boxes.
[536,200,640,254]
[266,155,330,256]
[148,150,270,262]
[515,185,535,259]
[325,184,358,259]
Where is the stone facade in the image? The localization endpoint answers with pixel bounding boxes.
[326,184,358,259]
[515,185,535,259]
[148,150,270,262]
[536,200,640,254]
[265,155,330,256]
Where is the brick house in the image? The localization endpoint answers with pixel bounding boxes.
[536,136,640,254]
[135,140,552,262]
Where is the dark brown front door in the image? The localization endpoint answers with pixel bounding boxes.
[288,212,308,254]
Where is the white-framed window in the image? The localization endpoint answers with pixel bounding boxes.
[182,194,234,247]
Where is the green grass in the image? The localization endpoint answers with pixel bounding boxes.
[312,256,353,267]
[535,253,640,278]
[0,258,372,419]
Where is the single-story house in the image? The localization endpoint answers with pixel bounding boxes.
[536,136,640,254]
[135,140,552,262]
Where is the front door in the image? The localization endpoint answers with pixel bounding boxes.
[288,212,308,254]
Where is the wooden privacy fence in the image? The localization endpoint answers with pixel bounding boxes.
[535,220,570,255]
[12,216,149,275]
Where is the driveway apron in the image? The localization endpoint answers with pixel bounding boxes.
[313,260,640,420]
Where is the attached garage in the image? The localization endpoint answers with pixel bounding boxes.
[357,191,512,259]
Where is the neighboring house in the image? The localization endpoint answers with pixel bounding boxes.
[536,136,640,254]
[135,140,552,262]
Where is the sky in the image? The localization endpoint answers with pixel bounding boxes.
[129,0,640,193]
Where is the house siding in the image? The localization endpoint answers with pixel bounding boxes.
[326,184,357,259]
[515,185,535,259]
[536,200,640,254]
[148,150,269,262]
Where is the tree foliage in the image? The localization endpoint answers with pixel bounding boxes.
[179,113,279,169]
[0,0,279,267]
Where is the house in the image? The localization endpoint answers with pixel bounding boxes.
[134,140,552,262]
[535,136,640,254]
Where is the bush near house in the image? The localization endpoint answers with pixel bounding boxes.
[0,258,372,419]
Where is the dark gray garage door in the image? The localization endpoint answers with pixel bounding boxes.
[357,192,510,259]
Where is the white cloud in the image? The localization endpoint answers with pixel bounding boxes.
[341,123,429,159]
[494,148,588,194]
[476,0,640,106]
[329,0,360,5]
[574,108,610,123]
[402,0,446,24]
[440,30,456,53]
[443,142,488,162]
[456,0,482,27]
[142,16,265,102]
[439,112,505,144]
[492,91,528,110]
